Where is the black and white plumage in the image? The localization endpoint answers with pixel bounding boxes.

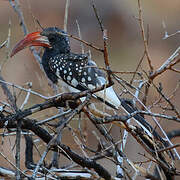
[11,26,172,149]
[11,27,121,109]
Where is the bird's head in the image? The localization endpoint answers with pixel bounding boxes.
[10,27,70,57]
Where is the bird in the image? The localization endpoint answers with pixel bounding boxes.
[10,27,121,110]
[10,26,163,134]
[10,27,174,162]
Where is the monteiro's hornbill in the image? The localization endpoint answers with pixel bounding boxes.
[11,27,172,139]
[10,27,176,172]
[11,27,121,109]
[10,27,166,136]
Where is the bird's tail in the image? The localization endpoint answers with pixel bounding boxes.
[93,86,121,110]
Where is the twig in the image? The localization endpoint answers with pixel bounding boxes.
[15,118,22,180]
[64,0,70,32]
[103,30,110,70]
[0,79,64,100]
[36,109,72,125]
[150,46,180,79]
[91,0,104,32]
[0,151,27,178]
[68,125,89,158]
[89,109,180,124]
[167,81,180,102]
[0,74,17,112]
[130,51,145,84]
[19,88,31,110]
[1,19,12,68]
[162,21,180,40]
[76,19,85,54]
[9,0,28,35]
[170,67,180,73]
[0,132,33,136]
[58,31,103,52]
[137,0,153,72]
[31,146,49,178]
[120,80,144,175]
[85,65,141,75]
[91,1,112,84]
[149,78,180,118]
[157,143,180,154]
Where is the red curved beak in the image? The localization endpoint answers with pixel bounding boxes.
[10,31,51,57]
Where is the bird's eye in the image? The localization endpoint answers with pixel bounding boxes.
[49,36,55,42]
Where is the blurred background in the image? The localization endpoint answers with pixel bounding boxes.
[0,0,180,177]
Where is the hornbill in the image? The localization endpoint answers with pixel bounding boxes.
[10,27,175,178]
[10,27,167,140]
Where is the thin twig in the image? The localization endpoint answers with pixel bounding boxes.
[162,21,180,40]
[138,0,153,72]
[157,143,180,153]
[152,80,180,118]
[170,67,180,73]
[64,0,70,32]
[20,88,31,110]
[36,109,72,125]
[31,147,49,178]
[130,51,145,84]
[0,74,17,112]
[15,118,22,180]
[85,65,141,75]
[9,0,28,35]
[1,19,12,68]
[91,0,104,32]
[91,1,112,85]
[76,19,85,54]
[150,47,180,79]
[58,31,103,52]
[0,151,28,178]
[0,79,63,100]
